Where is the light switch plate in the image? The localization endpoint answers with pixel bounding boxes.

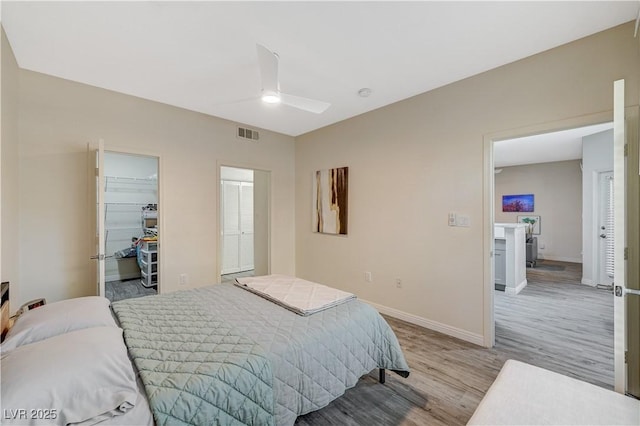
[448,212,456,226]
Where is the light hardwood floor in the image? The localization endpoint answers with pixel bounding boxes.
[296,260,614,425]
[495,260,613,389]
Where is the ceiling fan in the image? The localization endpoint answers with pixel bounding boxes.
[256,44,330,114]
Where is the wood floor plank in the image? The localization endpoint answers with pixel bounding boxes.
[295,260,614,425]
[494,260,613,389]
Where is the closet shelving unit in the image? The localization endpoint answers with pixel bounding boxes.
[139,239,158,288]
[139,207,158,288]
[104,176,158,284]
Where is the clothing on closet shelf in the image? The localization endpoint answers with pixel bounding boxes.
[114,246,137,259]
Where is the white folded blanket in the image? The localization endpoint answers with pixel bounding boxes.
[235,274,356,316]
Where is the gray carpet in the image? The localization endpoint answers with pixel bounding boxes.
[106,278,156,302]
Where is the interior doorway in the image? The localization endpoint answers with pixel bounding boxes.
[103,151,159,302]
[596,171,614,288]
[219,166,270,283]
[489,122,616,389]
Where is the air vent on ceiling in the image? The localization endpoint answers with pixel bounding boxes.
[237,126,259,141]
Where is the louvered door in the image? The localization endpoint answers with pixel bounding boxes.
[598,171,614,286]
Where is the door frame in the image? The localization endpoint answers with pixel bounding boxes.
[97,144,163,295]
[216,161,272,282]
[625,106,640,397]
[484,106,639,395]
[220,178,254,274]
[88,139,106,297]
[482,110,613,348]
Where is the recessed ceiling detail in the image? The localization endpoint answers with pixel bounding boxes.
[358,88,372,98]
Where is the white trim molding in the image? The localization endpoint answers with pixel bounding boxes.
[483,110,613,350]
[362,299,484,346]
[581,278,595,286]
[505,278,527,295]
[537,254,582,263]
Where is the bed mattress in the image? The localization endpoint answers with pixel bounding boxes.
[112,283,409,425]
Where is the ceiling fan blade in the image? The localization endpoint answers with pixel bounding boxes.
[256,44,279,94]
[210,96,260,107]
[280,93,331,114]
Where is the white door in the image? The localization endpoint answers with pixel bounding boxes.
[88,139,106,297]
[612,79,627,394]
[221,181,254,274]
[597,171,615,287]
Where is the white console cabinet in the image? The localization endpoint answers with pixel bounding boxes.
[494,223,527,295]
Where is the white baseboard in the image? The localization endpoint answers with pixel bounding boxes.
[581,278,595,286]
[361,299,484,346]
[506,278,527,295]
[538,254,582,263]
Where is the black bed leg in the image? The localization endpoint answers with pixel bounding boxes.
[379,368,386,384]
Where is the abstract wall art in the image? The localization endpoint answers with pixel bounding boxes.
[502,193,534,212]
[313,167,349,235]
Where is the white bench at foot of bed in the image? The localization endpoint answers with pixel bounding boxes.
[468,360,640,426]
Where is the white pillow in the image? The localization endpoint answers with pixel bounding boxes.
[1,326,139,426]
[2,296,116,352]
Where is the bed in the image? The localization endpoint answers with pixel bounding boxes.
[0,277,410,426]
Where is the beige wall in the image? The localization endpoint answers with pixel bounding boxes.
[295,22,640,343]
[495,160,582,263]
[17,70,295,306]
[1,27,20,309]
[6,20,640,344]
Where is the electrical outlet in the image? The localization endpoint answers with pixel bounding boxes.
[179,273,188,286]
[364,271,372,283]
[395,278,402,289]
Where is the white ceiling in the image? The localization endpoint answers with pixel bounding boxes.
[2,1,638,136]
[494,122,614,168]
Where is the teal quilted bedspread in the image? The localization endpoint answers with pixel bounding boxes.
[112,284,409,426]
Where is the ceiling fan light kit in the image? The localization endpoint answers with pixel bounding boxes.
[261,92,281,104]
[256,43,330,114]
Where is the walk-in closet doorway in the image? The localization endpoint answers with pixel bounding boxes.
[103,151,160,302]
[219,166,270,283]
